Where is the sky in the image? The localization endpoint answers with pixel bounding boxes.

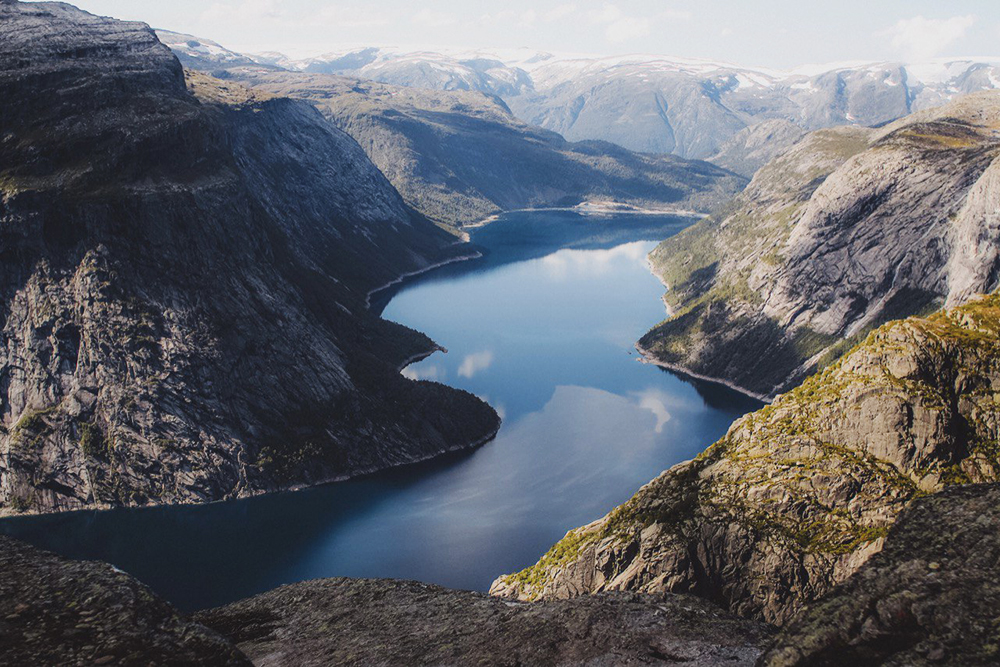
[55,0,1000,68]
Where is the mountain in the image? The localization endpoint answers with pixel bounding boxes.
[491,293,1000,623]
[156,29,277,71]
[638,91,1000,399]
[0,1,499,515]
[506,56,1000,159]
[705,119,806,178]
[194,43,1000,163]
[216,70,745,228]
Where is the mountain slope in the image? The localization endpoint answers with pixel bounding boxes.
[639,91,1000,399]
[185,69,747,229]
[0,1,498,515]
[248,47,1000,160]
[764,483,1000,666]
[706,120,807,178]
[492,294,1000,624]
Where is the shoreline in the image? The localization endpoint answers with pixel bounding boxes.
[466,202,708,229]
[1,417,503,522]
[365,251,483,310]
[395,345,446,373]
[634,341,772,403]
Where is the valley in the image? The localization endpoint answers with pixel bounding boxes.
[1,212,760,612]
[4,1,1000,665]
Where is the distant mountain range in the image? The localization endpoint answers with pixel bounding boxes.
[158,31,1000,163]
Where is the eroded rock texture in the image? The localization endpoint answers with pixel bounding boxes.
[0,536,250,665]
[492,295,1000,624]
[641,92,1000,398]
[764,484,1000,666]
[196,578,774,666]
[0,1,499,515]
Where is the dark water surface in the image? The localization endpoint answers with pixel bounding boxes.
[0,211,761,611]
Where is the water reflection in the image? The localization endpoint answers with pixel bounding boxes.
[0,211,761,611]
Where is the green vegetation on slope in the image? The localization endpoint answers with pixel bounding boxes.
[495,294,1000,622]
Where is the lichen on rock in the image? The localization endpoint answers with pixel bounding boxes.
[493,295,1000,624]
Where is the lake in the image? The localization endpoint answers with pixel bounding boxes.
[0,211,761,611]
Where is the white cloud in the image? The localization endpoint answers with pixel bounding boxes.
[879,15,976,62]
[544,4,578,22]
[413,9,458,28]
[317,6,389,28]
[587,3,651,44]
[458,350,494,379]
[658,9,693,21]
[720,27,734,37]
[635,392,671,433]
[200,0,283,24]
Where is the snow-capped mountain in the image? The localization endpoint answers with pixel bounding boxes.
[156,31,1000,162]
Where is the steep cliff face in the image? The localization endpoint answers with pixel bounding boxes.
[705,119,806,178]
[640,91,1000,398]
[194,70,746,229]
[764,484,1000,667]
[492,295,1000,624]
[0,2,499,515]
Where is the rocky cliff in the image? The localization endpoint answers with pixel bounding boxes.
[639,91,1000,399]
[5,485,997,665]
[0,533,773,666]
[0,1,499,515]
[705,120,806,178]
[0,535,250,665]
[196,579,774,666]
[763,483,1000,666]
[190,70,745,229]
[492,294,1000,624]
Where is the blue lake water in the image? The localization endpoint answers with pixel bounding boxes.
[0,211,761,611]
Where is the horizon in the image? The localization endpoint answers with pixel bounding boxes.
[40,0,1000,70]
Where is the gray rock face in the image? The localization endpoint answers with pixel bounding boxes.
[641,91,1000,398]
[156,39,1000,160]
[156,30,277,72]
[506,59,1000,159]
[0,536,250,665]
[491,295,1000,624]
[177,69,746,229]
[706,120,806,178]
[0,2,499,515]
[764,484,1000,666]
[195,578,775,666]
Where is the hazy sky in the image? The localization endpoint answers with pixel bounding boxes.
[58,0,1000,68]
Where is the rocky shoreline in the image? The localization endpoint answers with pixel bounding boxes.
[6,481,998,665]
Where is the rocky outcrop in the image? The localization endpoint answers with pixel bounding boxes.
[705,119,806,178]
[0,2,499,515]
[188,70,745,229]
[0,536,249,665]
[491,295,1000,624]
[195,578,774,666]
[640,91,1000,398]
[764,484,1000,666]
